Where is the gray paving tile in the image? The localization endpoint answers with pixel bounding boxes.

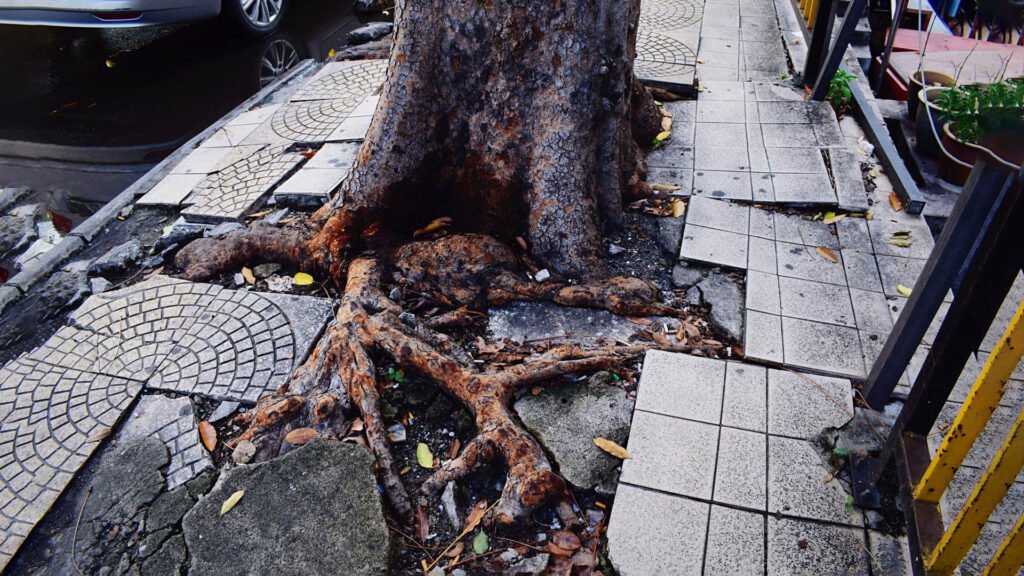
[697,100,746,123]
[757,101,811,123]
[327,113,374,142]
[636,350,726,424]
[772,212,839,249]
[686,196,749,234]
[875,255,926,297]
[776,240,847,285]
[767,517,869,575]
[841,250,883,293]
[814,117,846,147]
[271,99,360,142]
[745,101,761,123]
[695,122,747,148]
[138,173,208,206]
[751,172,775,201]
[275,167,345,197]
[741,15,779,29]
[753,81,805,102]
[766,147,827,174]
[859,330,889,377]
[647,167,694,194]
[781,316,866,378]
[702,25,741,41]
[664,99,697,123]
[779,276,855,327]
[714,427,767,509]
[747,236,777,274]
[182,145,304,223]
[637,62,698,86]
[867,213,935,260]
[305,142,360,170]
[743,45,788,75]
[850,288,893,332]
[703,11,741,27]
[705,506,766,576]
[698,80,747,100]
[769,436,863,524]
[119,394,212,489]
[289,60,386,102]
[835,217,873,253]
[607,484,709,576]
[723,361,768,432]
[767,368,854,437]
[225,103,281,127]
[620,410,719,499]
[694,146,749,171]
[681,224,748,269]
[698,49,741,69]
[745,310,783,363]
[697,64,740,81]
[770,173,837,204]
[867,532,912,576]
[746,270,781,315]
[761,123,818,148]
[171,147,235,175]
[749,206,775,239]
[693,170,752,200]
[647,142,695,169]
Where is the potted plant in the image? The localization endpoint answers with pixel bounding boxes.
[935,79,1024,185]
[908,70,956,120]
[914,85,951,157]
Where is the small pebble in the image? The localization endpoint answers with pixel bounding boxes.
[534,269,550,282]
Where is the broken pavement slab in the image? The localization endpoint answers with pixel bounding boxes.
[182,439,389,576]
[120,394,213,490]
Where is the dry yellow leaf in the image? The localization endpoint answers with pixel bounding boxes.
[87,428,112,443]
[198,421,217,452]
[241,267,255,285]
[897,284,913,296]
[413,216,452,237]
[220,490,244,516]
[671,199,686,218]
[416,442,434,469]
[889,191,904,212]
[816,246,839,263]
[593,437,630,459]
[293,272,314,286]
[661,116,672,131]
[328,47,336,59]
[655,130,671,142]
[651,183,681,192]
[823,214,846,225]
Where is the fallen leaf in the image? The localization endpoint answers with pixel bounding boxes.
[897,284,913,297]
[220,490,244,516]
[198,421,217,452]
[823,214,846,225]
[655,130,671,142]
[105,58,116,68]
[661,116,672,131]
[472,530,489,554]
[447,438,461,459]
[682,322,701,339]
[349,418,365,432]
[888,240,912,247]
[241,267,255,285]
[651,183,681,192]
[593,437,629,459]
[446,542,465,557]
[328,47,336,59]
[889,191,904,212]
[416,506,430,541]
[284,427,317,445]
[671,198,686,218]
[465,500,488,531]
[87,428,112,443]
[293,272,314,286]
[416,442,434,469]
[626,316,652,326]
[400,466,411,475]
[552,531,582,551]
[816,246,839,263]
[545,542,575,557]
[869,168,879,178]
[413,216,452,238]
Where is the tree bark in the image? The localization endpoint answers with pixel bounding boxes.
[176,0,675,531]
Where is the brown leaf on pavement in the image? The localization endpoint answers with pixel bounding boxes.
[198,421,217,452]
[816,246,839,263]
[284,427,317,446]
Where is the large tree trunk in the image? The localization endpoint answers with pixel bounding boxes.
[175,0,674,531]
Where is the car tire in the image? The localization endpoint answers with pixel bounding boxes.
[224,0,289,37]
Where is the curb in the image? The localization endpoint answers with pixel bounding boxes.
[0,58,319,316]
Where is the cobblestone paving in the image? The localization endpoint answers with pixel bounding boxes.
[270,60,386,143]
[637,0,703,86]
[289,60,387,102]
[180,144,305,223]
[0,276,333,567]
[606,351,906,575]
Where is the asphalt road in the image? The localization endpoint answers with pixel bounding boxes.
[0,0,365,220]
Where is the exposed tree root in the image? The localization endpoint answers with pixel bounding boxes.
[225,233,664,528]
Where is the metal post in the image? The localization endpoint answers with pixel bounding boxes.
[803,0,839,87]
[873,0,906,92]
[809,0,869,100]
[861,159,1023,409]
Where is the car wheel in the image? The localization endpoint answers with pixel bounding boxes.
[258,37,301,87]
[225,0,289,37]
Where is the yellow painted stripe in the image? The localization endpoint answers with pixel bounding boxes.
[915,300,1024,504]
[925,408,1024,574]
[982,512,1024,576]
[807,0,821,28]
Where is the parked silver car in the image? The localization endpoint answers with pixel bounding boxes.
[0,0,290,36]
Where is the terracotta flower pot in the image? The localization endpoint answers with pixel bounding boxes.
[914,87,949,158]
[938,122,979,185]
[908,70,955,120]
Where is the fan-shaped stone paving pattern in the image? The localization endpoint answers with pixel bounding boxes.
[271,59,386,142]
[0,276,333,567]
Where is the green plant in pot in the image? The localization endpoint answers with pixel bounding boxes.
[934,79,1024,185]
[914,86,951,158]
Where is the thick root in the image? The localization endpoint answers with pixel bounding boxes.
[174,222,317,281]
